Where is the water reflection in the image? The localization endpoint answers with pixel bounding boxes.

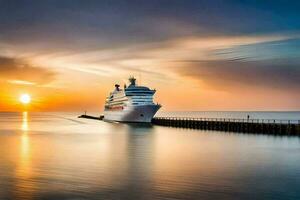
[0,113,299,200]
[15,111,33,200]
[21,112,29,132]
[123,124,155,199]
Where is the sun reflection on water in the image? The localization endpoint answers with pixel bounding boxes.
[20,112,30,161]
[15,111,33,199]
[21,111,29,132]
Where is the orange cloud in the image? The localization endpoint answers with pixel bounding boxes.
[0,56,56,85]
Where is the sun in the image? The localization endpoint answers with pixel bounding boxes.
[19,94,31,104]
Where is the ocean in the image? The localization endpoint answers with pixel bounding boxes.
[0,111,300,200]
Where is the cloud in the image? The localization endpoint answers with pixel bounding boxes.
[0,56,56,85]
[7,79,36,85]
[1,0,299,56]
[172,59,300,92]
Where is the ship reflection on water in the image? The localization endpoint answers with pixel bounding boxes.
[0,112,299,200]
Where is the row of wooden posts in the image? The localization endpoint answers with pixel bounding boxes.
[152,117,300,136]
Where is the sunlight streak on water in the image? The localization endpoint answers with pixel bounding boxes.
[15,111,33,200]
[21,112,29,132]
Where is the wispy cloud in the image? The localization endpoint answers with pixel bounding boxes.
[171,59,300,92]
[0,56,56,85]
[7,79,36,85]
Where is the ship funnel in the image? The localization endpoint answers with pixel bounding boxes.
[115,84,120,91]
[129,76,136,86]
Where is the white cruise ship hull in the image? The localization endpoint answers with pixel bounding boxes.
[104,104,161,123]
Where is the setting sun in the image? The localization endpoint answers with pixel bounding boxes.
[19,94,31,104]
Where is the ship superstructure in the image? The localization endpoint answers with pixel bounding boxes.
[104,77,161,122]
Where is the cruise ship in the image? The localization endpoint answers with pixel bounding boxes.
[103,77,161,122]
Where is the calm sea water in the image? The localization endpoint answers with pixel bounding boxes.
[0,112,300,200]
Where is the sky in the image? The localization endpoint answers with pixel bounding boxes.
[0,0,300,111]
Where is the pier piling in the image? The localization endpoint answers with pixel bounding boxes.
[152,117,300,136]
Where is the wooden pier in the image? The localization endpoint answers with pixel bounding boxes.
[78,114,300,136]
[152,117,300,136]
[78,114,104,120]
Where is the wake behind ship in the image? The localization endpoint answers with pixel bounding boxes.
[103,77,161,122]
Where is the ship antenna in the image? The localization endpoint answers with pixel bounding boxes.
[139,69,142,85]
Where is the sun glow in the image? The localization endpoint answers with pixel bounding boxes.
[19,94,31,104]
